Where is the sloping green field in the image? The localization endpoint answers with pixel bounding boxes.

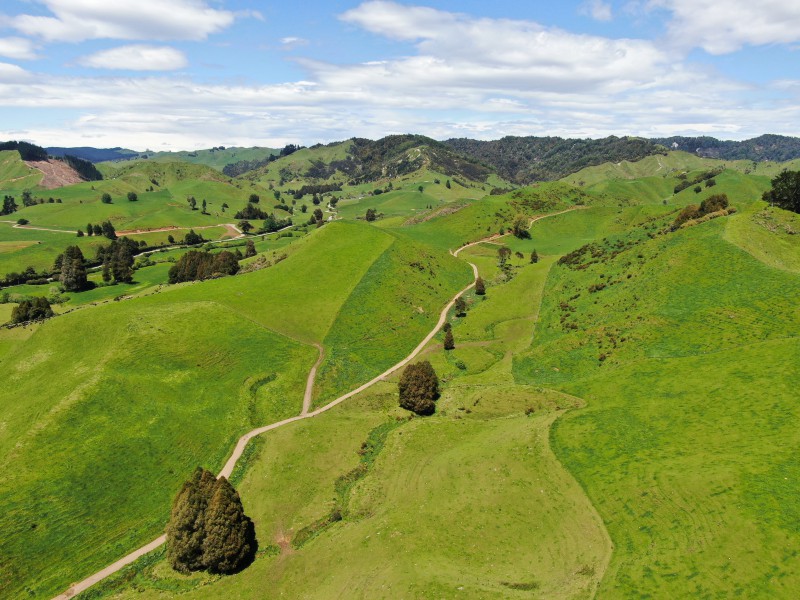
[514,213,800,597]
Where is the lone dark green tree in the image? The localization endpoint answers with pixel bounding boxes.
[530,249,539,264]
[454,296,467,317]
[398,361,439,415]
[475,276,485,295]
[244,239,256,258]
[443,328,455,350]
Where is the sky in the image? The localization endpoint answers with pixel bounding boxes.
[1,0,800,150]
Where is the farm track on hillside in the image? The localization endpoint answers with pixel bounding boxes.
[52,207,585,599]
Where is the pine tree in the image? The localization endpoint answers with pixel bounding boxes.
[244,239,256,258]
[454,296,467,317]
[202,477,255,574]
[530,249,539,264]
[59,245,88,291]
[475,276,485,295]
[87,223,93,236]
[443,329,455,350]
[166,467,217,573]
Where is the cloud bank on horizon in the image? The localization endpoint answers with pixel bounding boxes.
[0,0,798,150]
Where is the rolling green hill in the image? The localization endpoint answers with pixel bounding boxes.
[513,208,800,597]
[0,220,471,599]
[1,134,798,600]
[102,147,277,171]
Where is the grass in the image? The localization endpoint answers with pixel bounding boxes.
[74,240,610,600]
[724,202,800,273]
[315,230,472,404]
[0,298,316,599]
[513,214,800,597]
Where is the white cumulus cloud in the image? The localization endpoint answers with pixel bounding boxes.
[7,0,235,42]
[77,45,188,71]
[651,0,800,54]
[0,37,38,60]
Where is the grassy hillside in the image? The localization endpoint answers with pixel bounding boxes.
[0,300,315,599]
[0,149,43,191]
[0,220,471,598]
[70,228,612,600]
[103,147,276,171]
[399,182,611,251]
[514,212,800,597]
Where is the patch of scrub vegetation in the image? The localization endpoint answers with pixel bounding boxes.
[513,213,800,597]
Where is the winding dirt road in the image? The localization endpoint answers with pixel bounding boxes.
[51,207,579,600]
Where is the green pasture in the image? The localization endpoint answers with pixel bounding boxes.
[514,212,800,597]
[0,299,316,599]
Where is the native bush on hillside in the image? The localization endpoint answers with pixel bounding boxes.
[166,467,256,575]
[168,250,240,283]
[763,170,800,213]
[445,135,661,183]
[398,361,440,415]
[11,297,54,323]
[672,194,730,230]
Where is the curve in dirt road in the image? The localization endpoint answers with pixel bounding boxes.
[51,207,578,600]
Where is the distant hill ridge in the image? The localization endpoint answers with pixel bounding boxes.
[13,133,800,185]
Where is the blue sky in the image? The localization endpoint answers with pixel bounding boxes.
[1,0,799,150]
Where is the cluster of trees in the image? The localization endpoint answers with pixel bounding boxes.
[168,250,239,283]
[398,360,440,415]
[307,208,324,227]
[1,195,18,215]
[19,191,62,207]
[365,208,377,222]
[672,193,730,229]
[0,140,48,161]
[234,203,269,220]
[262,214,292,233]
[11,297,54,324]
[290,183,342,199]
[57,246,88,291]
[60,154,103,181]
[85,221,116,239]
[98,237,138,283]
[763,170,800,213]
[3,266,45,286]
[166,467,256,575]
[673,167,723,194]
